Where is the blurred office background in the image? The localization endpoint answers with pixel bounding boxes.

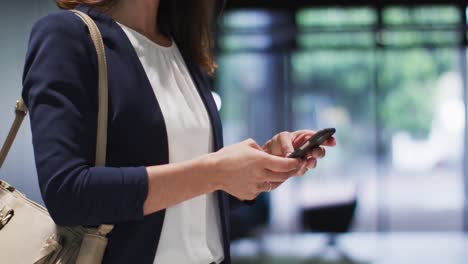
[1,0,468,263]
[218,0,468,263]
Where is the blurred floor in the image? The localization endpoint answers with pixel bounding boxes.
[231,232,468,264]
[353,169,463,231]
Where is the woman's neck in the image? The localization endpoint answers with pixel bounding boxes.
[108,0,171,46]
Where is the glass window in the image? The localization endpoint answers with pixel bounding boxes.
[383,6,460,26]
[291,50,378,231]
[217,5,466,235]
[297,32,375,49]
[217,10,291,145]
[221,9,288,30]
[297,7,376,49]
[297,7,376,28]
[217,53,287,145]
[381,30,460,46]
[378,48,464,230]
[219,9,292,52]
[381,6,461,47]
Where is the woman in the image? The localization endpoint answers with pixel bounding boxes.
[22,0,335,263]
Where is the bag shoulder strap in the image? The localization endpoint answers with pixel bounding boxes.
[71,9,113,235]
[71,9,109,167]
[0,9,113,234]
[0,99,28,168]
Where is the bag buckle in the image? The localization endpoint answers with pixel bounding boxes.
[15,99,28,115]
[0,206,14,230]
[0,181,15,192]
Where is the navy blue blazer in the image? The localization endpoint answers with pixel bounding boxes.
[22,5,244,264]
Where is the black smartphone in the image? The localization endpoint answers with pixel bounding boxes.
[287,128,336,159]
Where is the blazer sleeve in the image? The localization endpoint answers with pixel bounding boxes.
[229,196,256,211]
[22,12,149,226]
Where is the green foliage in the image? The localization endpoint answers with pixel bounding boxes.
[378,49,455,136]
[220,6,461,138]
[292,50,375,121]
[292,48,456,137]
[298,32,374,49]
[381,82,434,137]
[292,6,459,137]
[382,30,458,46]
[383,6,460,25]
[296,7,376,27]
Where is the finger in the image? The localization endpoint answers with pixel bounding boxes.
[268,182,283,192]
[292,131,315,148]
[262,139,272,152]
[292,130,316,139]
[261,153,301,172]
[262,169,294,182]
[307,147,326,159]
[258,181,283,193]
[294,161,309,176]
[270,182,282,191]
[322,137,337,147]
[306,158,317,169]
[292,159,317,177]
[293,131,336,148]
[276,132,294,156]
[245,138,263,151]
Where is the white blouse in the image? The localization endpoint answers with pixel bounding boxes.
[118,23,224,264]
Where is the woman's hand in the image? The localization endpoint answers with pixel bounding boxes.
[263,130,336,175]
[210,139,304,201]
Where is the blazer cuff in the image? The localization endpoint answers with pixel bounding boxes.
[85,166,149,223]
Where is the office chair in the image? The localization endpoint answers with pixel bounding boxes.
[300,184,358,263]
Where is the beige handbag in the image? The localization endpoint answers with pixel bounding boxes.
[0,10,113,263]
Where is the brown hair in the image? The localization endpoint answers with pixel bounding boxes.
[56,0,217,75]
